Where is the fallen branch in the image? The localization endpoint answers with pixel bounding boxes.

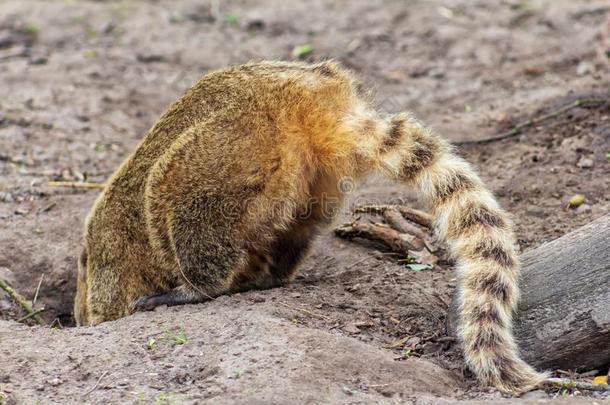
[545,377,610,392]
[335,222,423,252]
[381,208,428,241]
[456,98,607,145]
[355,205,432,228]
[48,181,105,190]
[0,278,45,325]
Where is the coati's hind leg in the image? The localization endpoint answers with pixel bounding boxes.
[134,199,246,311]
[229,171,339,292]
[136,209,318,310]
[230,219,318,292]
[267,221,316,285]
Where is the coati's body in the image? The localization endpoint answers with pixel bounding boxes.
[75,60,545,393]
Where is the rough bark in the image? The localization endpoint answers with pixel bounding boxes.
[448,214,610,371]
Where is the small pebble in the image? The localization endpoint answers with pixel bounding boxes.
[48,377,63,386]
[343,323,361,334]
[576,61,595,76]
[576,157,594,169]
[14,207,29,216]
[0,191,14,202]
[250,295,265,303]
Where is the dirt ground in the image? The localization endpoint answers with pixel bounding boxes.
[1,0,609,403]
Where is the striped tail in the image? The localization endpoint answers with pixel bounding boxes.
[378,113,547,393]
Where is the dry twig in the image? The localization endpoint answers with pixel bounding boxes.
[33,274,44,305]
[545,377,610,392]
[345,256,374,270]
[278,301,330,320]
[17,307,45,323]
[355,205,432,228]
[0,278,45,325]
[456,98,607,145]
[48,181,105,190]
[83,370,109,397]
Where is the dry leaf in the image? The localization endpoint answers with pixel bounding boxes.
[409,249,438,265]
[385,336,410,349]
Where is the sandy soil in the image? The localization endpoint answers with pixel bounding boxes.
[1,0,609,403]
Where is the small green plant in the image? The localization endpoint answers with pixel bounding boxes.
[160,328,188,346]
[83,49,98,58]
[292,43,313,59]
[169,13,184,24]
[154,391,184,405]
[509,0,535,11]
[23,23,40,35]
[146,337,156,350]
[85,26,98,38]
[400,349,412,359]
[225,14,239,25]
[229,369,243,379]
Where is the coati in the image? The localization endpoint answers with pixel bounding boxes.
[74,60,546,393]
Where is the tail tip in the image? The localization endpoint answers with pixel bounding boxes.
[483,361,549,395]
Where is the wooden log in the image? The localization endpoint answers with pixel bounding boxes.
[447,214,610,371]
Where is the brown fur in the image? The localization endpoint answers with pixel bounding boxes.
[74,60,546,393]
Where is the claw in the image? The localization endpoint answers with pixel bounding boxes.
[134,293,168,311]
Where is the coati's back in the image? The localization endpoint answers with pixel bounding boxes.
[75,61,361,324]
